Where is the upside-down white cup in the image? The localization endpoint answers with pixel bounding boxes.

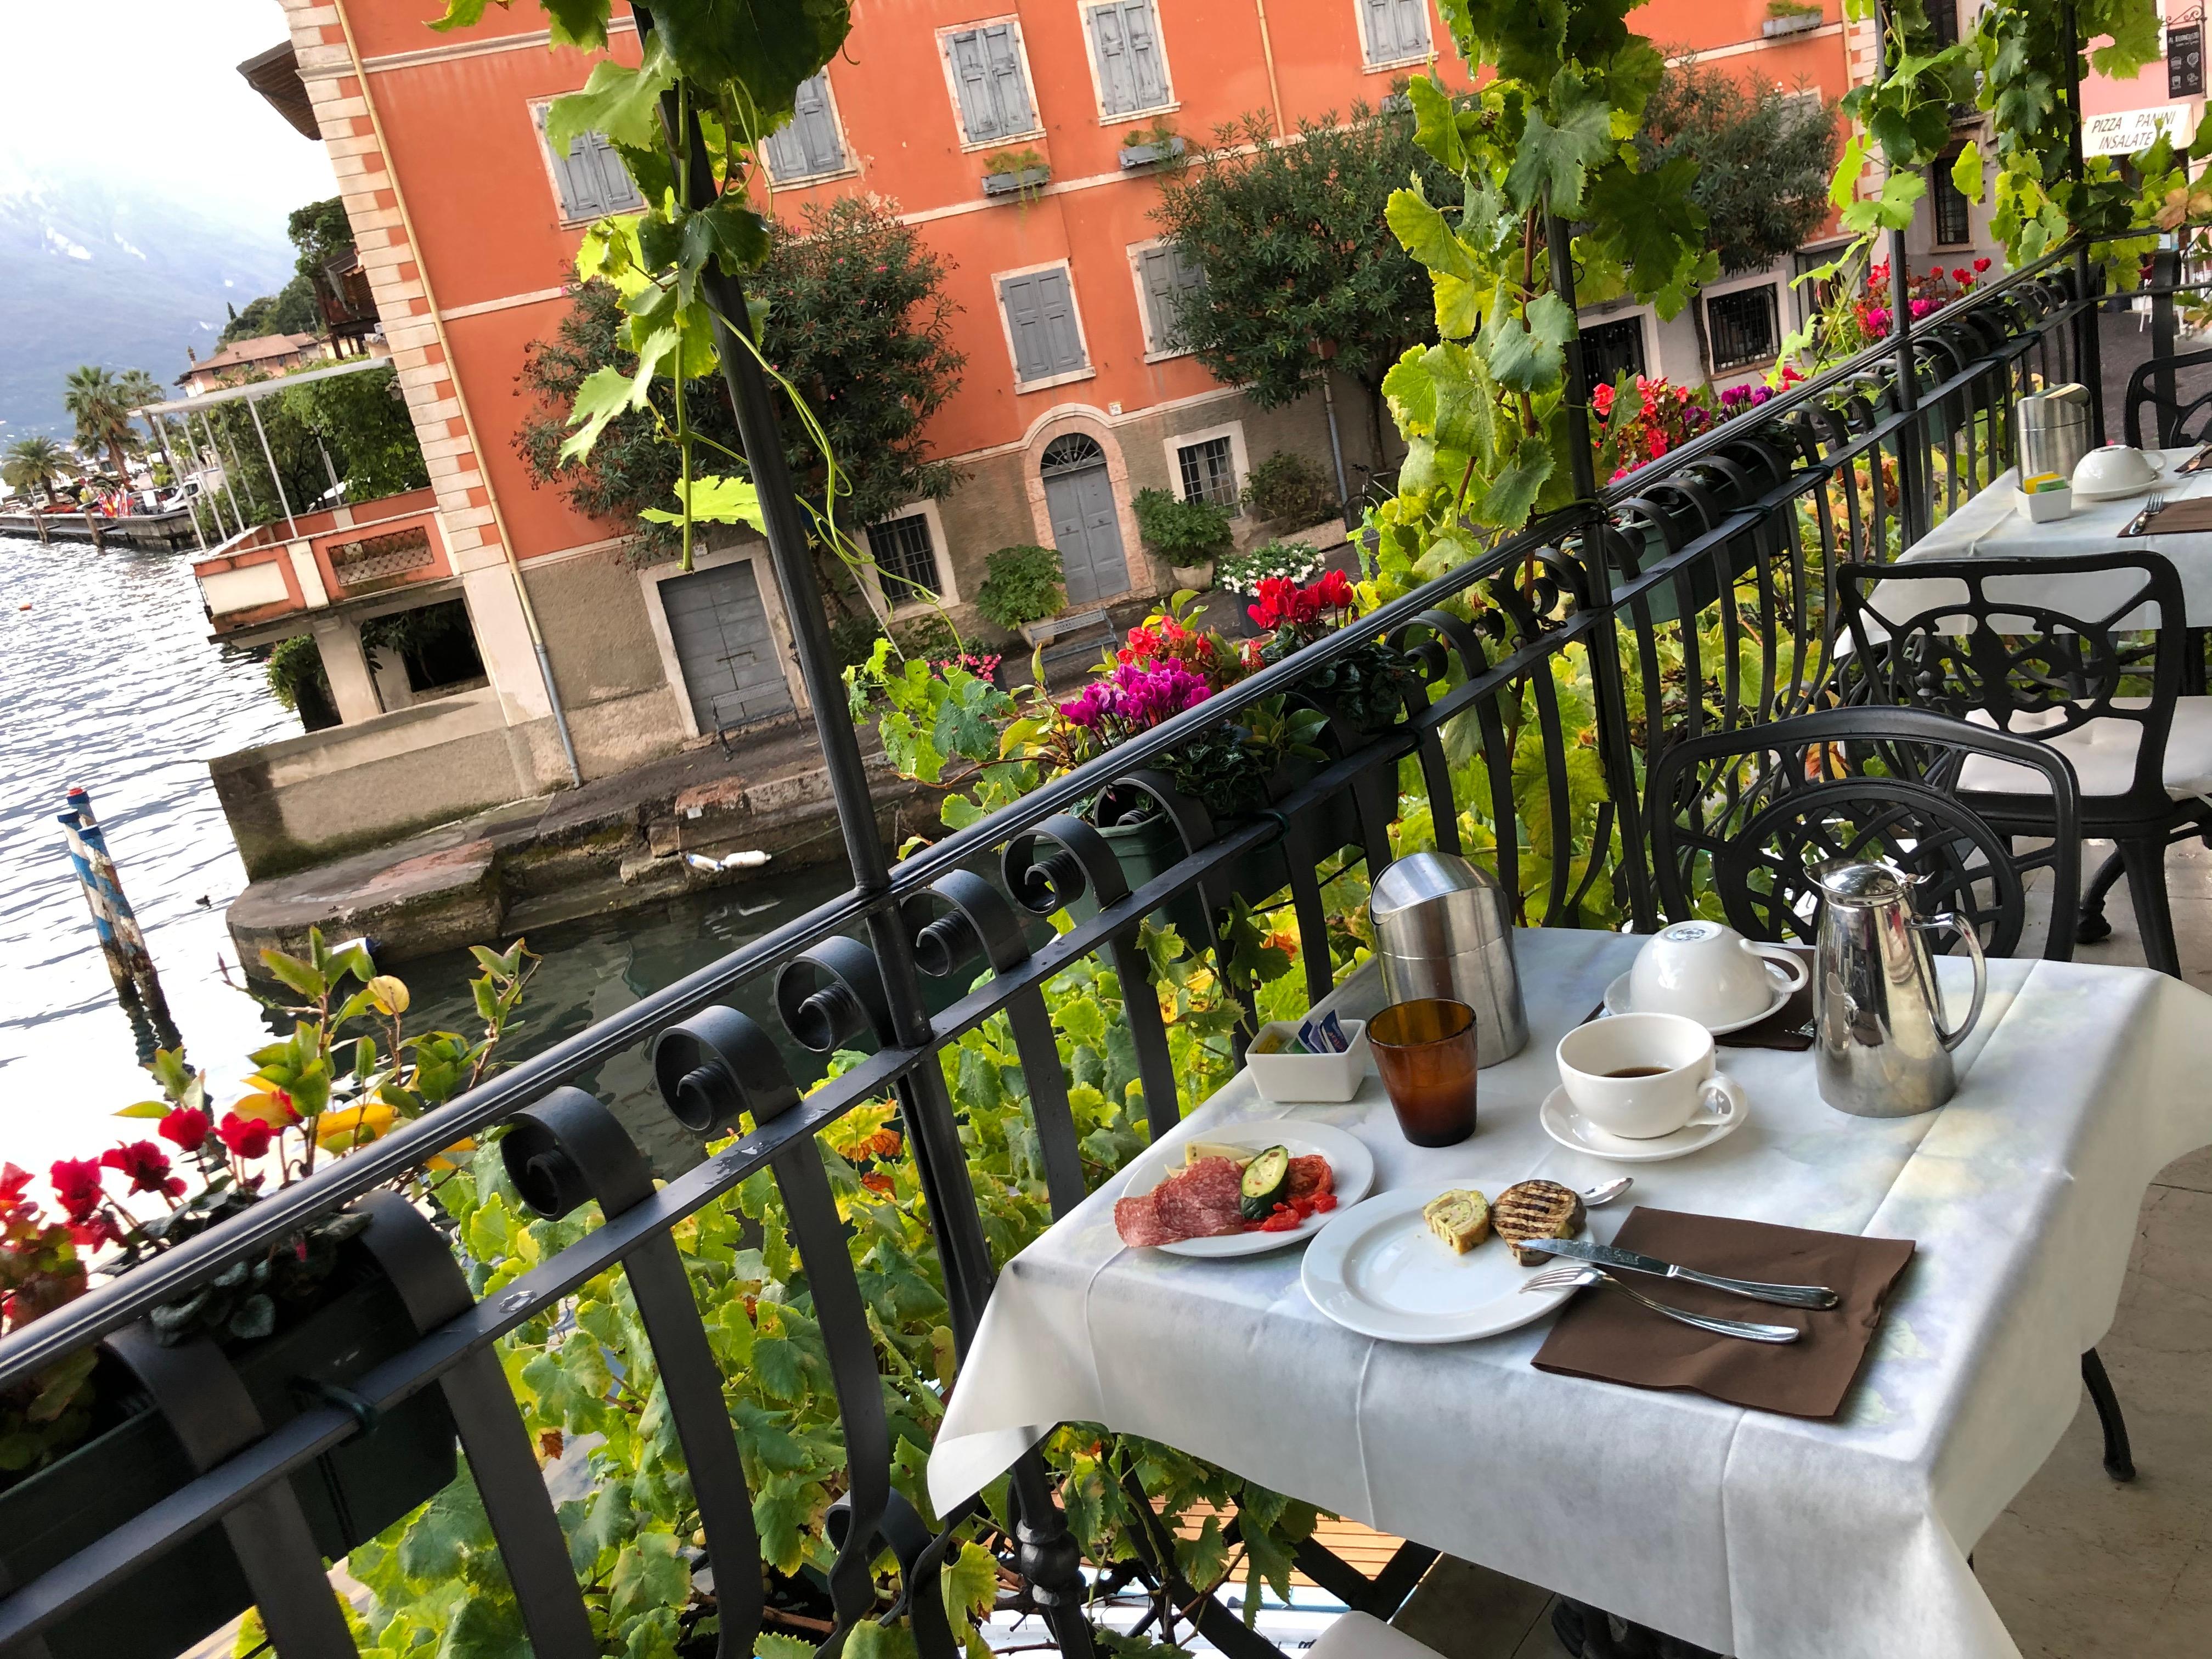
[1556,1012,1745,1139]
[1627,919,1808,1027]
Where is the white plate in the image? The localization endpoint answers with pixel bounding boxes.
[1301,1182,1577,1342]
[2073,475,2159,502]
[1602,970,1790,1036]
[1537,1084,1748,1164]
[1119,1120,1374,1257]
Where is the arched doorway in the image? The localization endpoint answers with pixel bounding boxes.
[1039,433,1130,606]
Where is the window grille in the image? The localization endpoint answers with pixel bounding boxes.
[1931,151,1973,247]
[867,515,941,604]
[1705,285,1780,374]
[1581,315,1646,393]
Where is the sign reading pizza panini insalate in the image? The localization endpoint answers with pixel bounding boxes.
[2084,103,2196,159]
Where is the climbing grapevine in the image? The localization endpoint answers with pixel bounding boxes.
[1367,0,1711,601]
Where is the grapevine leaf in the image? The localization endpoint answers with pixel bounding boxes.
[1469,433,1555,532]
[546,42,676,156]
[1502,93,1614,216]
[942,1542,1000,1620]
[1951,140,1984,206]
[1385,184,1474,281]
[434,1596,529,1659]
[640,474,765,529]
[1406,76,1465,172]
[645,0,851,129]
[543,0,613,49]
[1481,290,1572,396]
[681,198,773,279]
[608,1533,691,1626]
[427,0,492,33]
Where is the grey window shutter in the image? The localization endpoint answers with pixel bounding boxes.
[1122,2,1167,110]
[538,108,601,219]
[580,131,643,211]
[1387,0,1427,58]
[949,30,1002,141]
[765,72,844,178]
[1002,273,1052,382]
[1141,245,1192,350]
[1091,7,1137,115]
[1035,269,1086,373]
[982,25,1034,136]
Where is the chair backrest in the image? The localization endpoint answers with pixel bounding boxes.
[1646,705,2083,960]
[2124,346,2212,449]
[1835,550,2183,811]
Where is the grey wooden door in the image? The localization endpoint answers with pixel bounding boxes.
[659,560,794,734]
[1041,441,1129,605]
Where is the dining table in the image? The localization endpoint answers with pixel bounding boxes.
[927,928,2212,1659]
[1893,443,2212,626]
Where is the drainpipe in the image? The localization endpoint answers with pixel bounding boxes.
[1251,0,1286,137]
[327,2,582,788]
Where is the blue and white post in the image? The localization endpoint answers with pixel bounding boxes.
[59,785,181,1062]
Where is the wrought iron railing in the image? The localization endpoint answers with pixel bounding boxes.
[0,242,2113,1659]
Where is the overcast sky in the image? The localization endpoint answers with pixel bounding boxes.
[0,0,336,221]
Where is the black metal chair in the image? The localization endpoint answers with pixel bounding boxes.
[1647,705,2081,960]
[2123,345,2212,450]
[1838,550,2212,978]
[1646,707,2137,1484]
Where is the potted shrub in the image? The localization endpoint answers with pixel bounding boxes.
[1239,450,1339,531]
[977,543,1067,647]
[981,148,1049,200]
[1118,122,1186,168]
[0,936,533,1659]
[1132,486,1232,591]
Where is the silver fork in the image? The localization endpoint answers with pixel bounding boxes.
[1522,1264,1803,1344]
[2127,492,2166,535]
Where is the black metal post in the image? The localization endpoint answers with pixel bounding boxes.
[2153,246,2181,445]
[1547,206,1598,503]
[1876,0,1932,546]
[635,20,1096,1656]
[2063,0,2108,442]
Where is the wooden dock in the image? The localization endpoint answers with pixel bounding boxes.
[0,508,202,550]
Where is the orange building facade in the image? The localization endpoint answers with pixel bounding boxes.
[212,0,1970,865]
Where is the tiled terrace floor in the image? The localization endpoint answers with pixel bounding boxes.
[1396,836,2212,1656]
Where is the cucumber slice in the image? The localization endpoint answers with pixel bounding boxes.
[1238,1146,1292,1220]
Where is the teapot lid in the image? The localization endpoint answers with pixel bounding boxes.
[1810,857,1908,906]
[1369,851,1509,952]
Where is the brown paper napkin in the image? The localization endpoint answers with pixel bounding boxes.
[2122,495,2212,535]
[1531,1206,1916,1419]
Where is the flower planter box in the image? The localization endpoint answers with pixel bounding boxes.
[0,1220,458,1659]
[1762,12,1821,35]
[981,167,1049,199]
[1117,136,1186,168]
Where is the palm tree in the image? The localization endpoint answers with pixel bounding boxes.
[2,436,70,507]
[115,369,173,484]
[61,365,137,485]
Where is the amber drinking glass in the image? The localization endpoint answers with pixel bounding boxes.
[1368,997,1479,1147]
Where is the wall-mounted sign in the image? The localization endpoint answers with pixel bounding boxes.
[2084,102,2196,159]
[2172,22,2206,101]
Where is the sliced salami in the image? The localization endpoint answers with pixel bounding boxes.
[1152,1157,1247,1238]
[1114,1192,1176,1249]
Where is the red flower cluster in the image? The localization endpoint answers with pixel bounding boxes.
[219,1112,276,1160]
[159,1105,211,1150]
[1247,569,1354,634]
[101,1141,184,1199]
[48,1157,119,1249]
[1118,611,1241,688]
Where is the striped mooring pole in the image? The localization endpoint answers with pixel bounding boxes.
[58,786,181,1063]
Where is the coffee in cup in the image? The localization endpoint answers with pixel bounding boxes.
[1555,1012,1744,1139]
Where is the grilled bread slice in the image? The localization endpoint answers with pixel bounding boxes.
[1422,1189,1491,1253]
[1492,1179,1587,1265]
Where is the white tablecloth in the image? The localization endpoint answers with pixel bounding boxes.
[929,929,2212,1659]
[1897,446,2212,624]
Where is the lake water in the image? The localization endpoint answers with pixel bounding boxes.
[0,534,848,1184]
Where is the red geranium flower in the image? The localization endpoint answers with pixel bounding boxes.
[0,1162,31,1206]
[1313,569,1355,611]
[50,1158,105,1222]
[100,1141,184,1199]
[218,1112,274,1160]
[1973,257,1991,272]
[68,1214,123,1250]
[159,1105,212,1152]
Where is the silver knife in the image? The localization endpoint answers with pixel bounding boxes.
[1517,1236,1841,1310]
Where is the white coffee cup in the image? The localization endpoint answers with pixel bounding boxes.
[2070,443,2166,499]
[1556,1012,1745,1140]
[1628,920,1808,1028]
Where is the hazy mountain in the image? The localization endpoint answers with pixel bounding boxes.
[0,172,297,439]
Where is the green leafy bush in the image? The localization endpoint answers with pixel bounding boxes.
[1240,450,1338,525]
[264,635,330,714]
[975,544,1065,631]
[1132,488,1233,560]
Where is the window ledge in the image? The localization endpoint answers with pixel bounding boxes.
[1143,346,1194,365]
[958,128,1048,155]
[1363,53,1430,74]
[1015,367,1097,393]
[1099,100,1180,127]
[768,163,861,190]
[1711,355,1780,379]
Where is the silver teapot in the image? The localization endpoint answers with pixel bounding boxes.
[1809,858,1988,1117]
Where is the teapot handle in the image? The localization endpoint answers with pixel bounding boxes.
[1917,913,1988,1052]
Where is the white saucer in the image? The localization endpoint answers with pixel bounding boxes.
[2073,476,2160,503]
[1602,971,1790,1036]
[1537,1084,1748,1164]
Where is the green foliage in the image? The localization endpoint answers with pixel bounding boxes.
[975,544,1065,632]
[1150,106,1452,436]
[1636,55,1838,276]
[1239,450,1338,524]
[1,436,71,504]
[223,197,356,346]
[266,634,330,716]
[518,197,962,575]
[1372,3,1712,578]
[63,366,141,483]
[982,146,1047,177]
[1132,487,1233,560]
[192,366,428,531]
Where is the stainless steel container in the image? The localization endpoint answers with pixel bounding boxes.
[1368,851,1528,1067]
[2017,383,2092,484]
